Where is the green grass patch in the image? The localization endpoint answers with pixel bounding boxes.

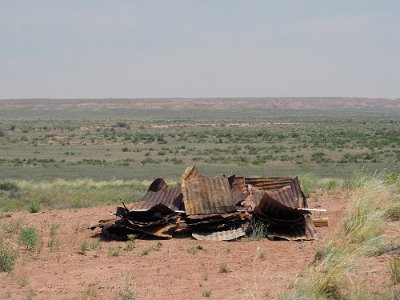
[0,242,17,272]
[19,227,38,251]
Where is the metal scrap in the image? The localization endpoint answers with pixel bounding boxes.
[90,166,321,241]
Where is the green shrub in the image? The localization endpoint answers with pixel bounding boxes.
[247,219,267,240]
[219,263,231,273]
[27,200,41,213]
[0,243,17,272]
[391,258,400,285]
[187,245,203,255]
[19,227,38,251]
[80,240,87,255]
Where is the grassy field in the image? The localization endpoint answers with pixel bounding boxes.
[0,98,399,211]
[0,99,399,299]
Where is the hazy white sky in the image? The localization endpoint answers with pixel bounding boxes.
[1,1,399,98]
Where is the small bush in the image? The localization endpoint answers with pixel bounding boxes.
[187,245,203,255]
[343,179,389,243]
[248,219,267,240]
[80,240,87,255]
[48,223,60,251]
[0,181,19,192]
[139,241,162,256]
[219,263,231,273]
[109,247,120,257]
[0,244,17,272]
[124,234,136,251]
[118,284,136,300]
[19,227,38,251]
[202,290,212,297]
[4,219,22,234]
[27,200,41,213]
[89,239,101,250]
[391,258,400,285]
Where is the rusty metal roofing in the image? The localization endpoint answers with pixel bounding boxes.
[254,192,316,240]
[130,185,182,211]
[92,166,318,241]
[147,178,169,192]
[192,225,247,241]
[266,216,317,241]
[182,166,236,215]
[229,176,249,205]
[244,177,293,191]
[245,176,306,208]
[265,185,300,209]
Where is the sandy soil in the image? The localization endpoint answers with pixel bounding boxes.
[0,190,396,300]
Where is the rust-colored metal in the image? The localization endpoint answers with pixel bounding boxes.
[253,190,316,241]
[182,166,236,215]
[91,166,319,242]
[130,185,183,212]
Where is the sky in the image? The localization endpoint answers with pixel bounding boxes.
[1,0,399,99]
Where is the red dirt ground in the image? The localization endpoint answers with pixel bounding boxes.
[0,190,397,300]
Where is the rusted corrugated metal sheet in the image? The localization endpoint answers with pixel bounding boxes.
[265,185,300,209]
[192,225,247,241]
[254,192,316,240]
[130,185,183,211]
[182,166,236,215]
[91,166,318,242]
[147,178,169,192]
[228,176,249,205]
[244,177,292,191]
[265,215,317,241]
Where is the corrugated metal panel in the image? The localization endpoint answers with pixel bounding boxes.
[182,166,236,215]
[265,185,299,209]
[192,226,246,241]
[254,192,316,240]
[266,216,317,241]
[290,176,307,208]
[254,194,306,224]
[130,186,182,211]
[245,177,293,191]
[147,178,169,192]
[229,176,248,205]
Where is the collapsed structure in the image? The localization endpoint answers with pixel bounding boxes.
[90,166,318,241]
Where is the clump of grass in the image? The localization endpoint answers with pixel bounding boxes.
[18,276,29,287]
[139,241,162,256]
[124,234,136,251]
[202,290,212,297]
[118,284,136,300]
[359,236,390,257]
[48,223,60,251]
[89,239,101,250]
[0,243,17,272]
[247,219,267,240]
[343,179,390,244]
[284,175,399,299]
[385,205,400,221]
[187,245,203,255]
[27,288,37,300]
[219,263,231,273]
[80,240,88,255]
[3,219,22,234]
[0,181,19,192]
[27,200,40,213]
[19,227,38,251]
[82,285,97,299]
[391,258,400,285]
[109,246,121,257]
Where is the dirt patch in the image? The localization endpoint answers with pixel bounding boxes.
[0,192,349,299]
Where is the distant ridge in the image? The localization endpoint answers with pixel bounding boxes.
[1,98,399,119]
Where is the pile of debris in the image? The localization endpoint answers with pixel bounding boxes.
[90,166,321,241]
